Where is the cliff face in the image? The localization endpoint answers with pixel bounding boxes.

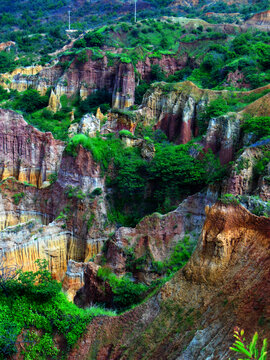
[67,203,270,360]
[138,81,206,143]
[224,141,270,200]
[137,81,236,145]
[0,220,80,281]
[0,109,64,187]
[0,109,110,281]
[67,188,218,304]
[137,82,270,156]
[0,53,191,110]
[203,112,241,165]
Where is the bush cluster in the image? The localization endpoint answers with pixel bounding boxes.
[0,259,115,359]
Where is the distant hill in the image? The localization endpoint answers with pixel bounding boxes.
[0,0,268,68]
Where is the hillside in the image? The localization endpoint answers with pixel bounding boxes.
[0,0,269,66]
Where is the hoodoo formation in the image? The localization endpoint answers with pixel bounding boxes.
[0,0,269,359]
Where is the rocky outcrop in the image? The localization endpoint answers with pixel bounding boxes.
[62,260,86,301]
[137,81,270,149]
[245,10,270,26]
[224,141,270,199]
[0,109,64,187]
[101,110,136,134]
[68,113,100,138]
[57,144,104,194]
[103,189,218,279]
[203,112,241,164]
[0,109,111,283]
[225,69,250,89]
[0,41,16,52]
[74,262,114,308]
[48,89,61,112]
[112,62,135,108]
[137,81,226,144]
[0,65,46,93]
[68,202,270,360]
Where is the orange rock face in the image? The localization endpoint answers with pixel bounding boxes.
[0,41,15,51]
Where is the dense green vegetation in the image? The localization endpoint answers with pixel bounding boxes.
[242,116,270,140]
[188,31,270,89]
[66,132,224,226]
[97,267,149,311]
[0,259,115,359]
[0,88,75,140]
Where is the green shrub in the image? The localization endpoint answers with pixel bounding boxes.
[13,89,49,113]
[0,85,9,101]
[48,173,58,184]
[66,133,224,225]
[12,192,25,205]
[65,186,86,200]
[135,81,150,105]
[79,89,111,115]
[198,98,229,134]
[0,51,16,73]
[152,236,194,276]
[220,193,240,205]
[230,328,267,360]
[84,31,105,47]
[119,129,135,138]
[150,64,166,82]
[255,151,270,176]
[90,188,102,197]
[97,268,149,311]
[77,49,88,64]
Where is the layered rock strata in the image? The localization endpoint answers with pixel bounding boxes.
[0,219,81,280]
[245,10,270,27]
[0,109,110,281]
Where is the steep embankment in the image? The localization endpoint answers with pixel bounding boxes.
[67,202,270,360]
